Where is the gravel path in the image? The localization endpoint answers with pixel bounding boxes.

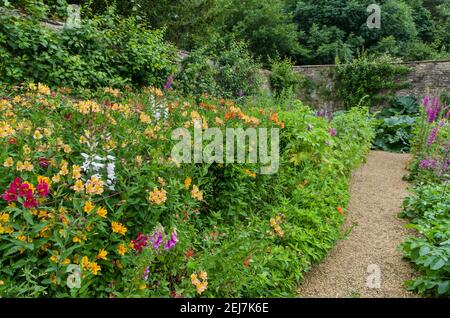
[298,151,417,298]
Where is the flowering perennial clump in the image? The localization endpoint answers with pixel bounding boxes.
[191,271,208,295]
[2,177,50,209]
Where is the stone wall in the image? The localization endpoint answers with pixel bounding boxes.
[292,60,450,111]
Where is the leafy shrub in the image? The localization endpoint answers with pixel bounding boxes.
[175,39,261,98]
[372,96,420,152]
[373,116,416,152]
[0,8,176,89]
[333,53,410,110]
[269,58,301,98]
[400,183,450,297]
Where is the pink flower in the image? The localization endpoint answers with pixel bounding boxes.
[2,191,17,202]
[150,227,164,250]
[23,195,38,209]
[164,230,178,250]
[36,181,49,197]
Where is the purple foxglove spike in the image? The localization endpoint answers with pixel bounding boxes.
[423,96,429,108]
[427,126,440,145]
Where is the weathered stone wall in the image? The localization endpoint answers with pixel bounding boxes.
[292,60,450,111]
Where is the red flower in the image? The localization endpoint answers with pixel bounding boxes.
[10,178,22,191]
[9,137,17,144]
[2,191,17,202]
[185,248,194,260]
[132,233,149,253]
[2,178,22,203]
[23,195,38,209]
[38,157,50,168]
[336,206,345,216]
[36,181,50,197]
[244,256,251,268]
[19,183,33,197]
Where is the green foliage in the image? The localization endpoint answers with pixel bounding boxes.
[399,95,449,297]
[269,58,302,98]
[373,96,420,152]
[0,85,374,297]
[400,183,450,297]
[333,53,410,109]
[0,7,177,89]
[175,39,262,98]
[9,0,450,65]
[294,0,450,64]
[217,0,304,63]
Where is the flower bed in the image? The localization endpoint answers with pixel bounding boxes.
[0,84,373,297]
[400,96,449,297]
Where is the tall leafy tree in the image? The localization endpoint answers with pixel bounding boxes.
[216,0,305,63]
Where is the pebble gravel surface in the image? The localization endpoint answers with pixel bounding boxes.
[298,151,417,298]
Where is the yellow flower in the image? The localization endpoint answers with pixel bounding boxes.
[139,283,147,290]
[117,244,127,256]
[140,112,151,124]
[196,281,208,294]
[96,249,108,260]
[135,155,143,166]
[3,157,13,168]
[72,165,82,179]
[191,273,200,285]
[37,175,51,187]
[85,175,104,195]
[23,161,34,171]
[157,177,166,186]
[111,221,127,235]
[72,179,84,192]
[73,235,87,243]
[16,161,24,171]
[83,201,95,214]
[191,185,203,201]
[59,160,69,176]
[81,256,90,270]
[62,258,71,266]
[33,130,43,140]
[199,271,208,280]
[89,261,101,275]
[0,213,10,223]
[97,207,107,218]
[269,217,277,227]
[37,83,51,95]
[52,174,61,183]
[149,187,167,205]
[184,177,192,189]
[243,169,256,178]
[43,128,52,137]
[0,280,4,286]
[50,255,58,263]
[23,145,31,155]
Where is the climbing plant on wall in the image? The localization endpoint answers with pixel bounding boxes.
[333,53,410,109]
